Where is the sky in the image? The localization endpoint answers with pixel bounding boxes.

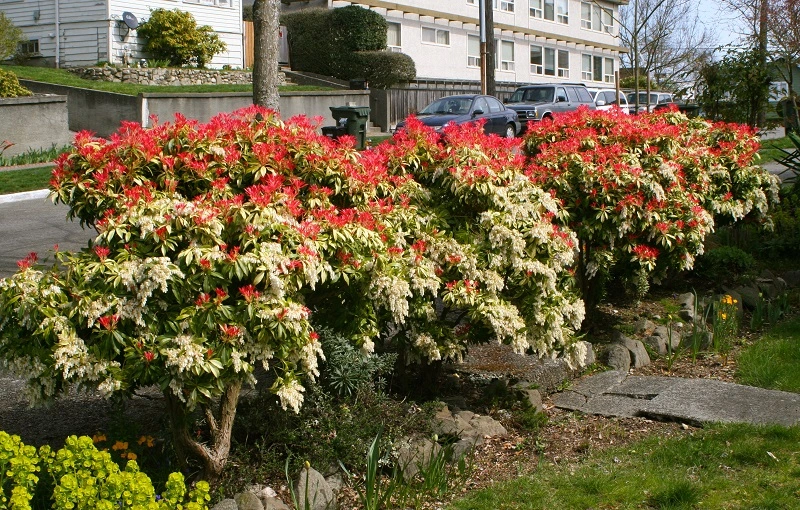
[696,0,747,50]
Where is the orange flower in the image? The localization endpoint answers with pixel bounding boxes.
[112,441,128,451]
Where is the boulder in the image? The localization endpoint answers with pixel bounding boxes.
[733,285,761,309]
[396,437,441,479]
[613,332,651,368]
[782,270,800,288]
[235,492,264,510]
[212,500,239,510]
[605,343,631,371]
[263,498,291,510]
[633,318,657,335]
[294,466,336,510]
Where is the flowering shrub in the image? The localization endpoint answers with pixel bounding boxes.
[0,431,39,510]
[0,107,582,479]
[522,107,780,304]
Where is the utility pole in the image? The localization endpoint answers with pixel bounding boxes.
[479,0,496,96]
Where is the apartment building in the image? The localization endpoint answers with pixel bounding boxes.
[283,0,628,86]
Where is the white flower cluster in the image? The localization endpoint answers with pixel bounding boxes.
[163,334,206,374]
[370,275,412,324]
[298,332,325,379]
[114,257,184,326]
[276,378,305,413]
[412,331,441,361]
[53,327,120,389]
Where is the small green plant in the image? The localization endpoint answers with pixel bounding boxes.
[136,9,226,68]
[146,58,172,69]
[696,246,756,282]
[712,294,740,363]
[665,314,678,372]
[0,68,32,98]
[318,328,397,399]
[339,430,397,510]
[685,291,712,364]
[0,143,70,167]
[0,431,40,510]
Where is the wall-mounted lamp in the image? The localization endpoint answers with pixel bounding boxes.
[33,10,41,21]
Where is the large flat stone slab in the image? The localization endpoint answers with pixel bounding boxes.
[640,379,800,427]
[553,371,800,427]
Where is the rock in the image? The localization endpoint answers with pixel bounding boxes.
[513,382,543,412]
[677,292,697,310]
[576,340,596,366]
[212,499,239,510]
[633,318,657,335]
[643,334,667,356]
[647,325,681,356]
[721,288,745,317]
[325,473,344,493]
[432,405,472,436]
[396,437,441,479]
[733,285,761,309]
[235,491,264,510]
[468,414,507,437]
[605,343,631,371]
[452,438,477,460]
[613,331,651,368]
[782,270,800,288]
[756,278,780,300]
[294,465,335,510]
[263,497,291,510]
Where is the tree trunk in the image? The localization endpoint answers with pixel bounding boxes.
[253,0,281,110]
[165,380,243,482]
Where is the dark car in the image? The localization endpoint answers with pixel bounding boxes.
[505,83,596,133]
[396,94,520,138]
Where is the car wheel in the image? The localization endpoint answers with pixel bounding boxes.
[504,123,516,138]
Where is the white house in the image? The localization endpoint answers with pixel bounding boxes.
[0,0,244,69]
[282,0,628,86]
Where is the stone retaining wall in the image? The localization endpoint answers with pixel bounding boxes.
[67,67,271,87]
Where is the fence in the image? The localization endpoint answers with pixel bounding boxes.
[369,79,521,132]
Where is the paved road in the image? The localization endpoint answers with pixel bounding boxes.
[0,192,95,277]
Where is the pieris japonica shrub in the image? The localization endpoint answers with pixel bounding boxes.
[0,107,583,480]
[522,107,780,307]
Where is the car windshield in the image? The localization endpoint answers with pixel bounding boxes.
[420,97,473,115]
[510,87,554,103]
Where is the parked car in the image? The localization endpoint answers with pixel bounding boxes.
[395,94,520,138]
[625,91,675,114]
[505,83,596,133]
[587,88,630,114]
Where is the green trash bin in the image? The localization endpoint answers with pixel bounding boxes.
[329,105,371,150]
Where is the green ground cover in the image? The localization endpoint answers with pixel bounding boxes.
[449,423,800,509]
[759,135,794,164]
[737,316,800,393]
[0,166,52,194]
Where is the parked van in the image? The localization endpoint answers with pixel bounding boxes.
[505,83,596,133]
[625,91,675,114]
[587,88,630,114]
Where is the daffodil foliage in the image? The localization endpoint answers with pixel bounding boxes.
[0,107,583,479]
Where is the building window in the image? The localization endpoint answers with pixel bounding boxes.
[494,0,515,12]
[497,40,514,71]
[422,27,450,46]
[467,0,477,4]
[468,35,481,67]
[530,44,543,74]
[18,39,39,55]
[530,0,543,18]
[387,22,402,52]
[604,57,615,83]
[542,0,568,23]
[582,53,614,82]
[558,49,569,77]
[581,2,614,32]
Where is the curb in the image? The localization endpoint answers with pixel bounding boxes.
[0,189,50,204]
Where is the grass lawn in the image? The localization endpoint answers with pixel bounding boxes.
[758,135,795,164]
[0,166,53,194]
[736,316,800,393]
[449,423,800,509]
[2,64,331,95]
[450,317,800,509]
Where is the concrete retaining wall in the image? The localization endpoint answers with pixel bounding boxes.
[21,80,372,137]
[0,95,73,157]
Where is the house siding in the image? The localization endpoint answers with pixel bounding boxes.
[287,0,626,85]
[0,0,243,68]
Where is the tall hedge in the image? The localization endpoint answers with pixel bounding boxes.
[282,6,415,88]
